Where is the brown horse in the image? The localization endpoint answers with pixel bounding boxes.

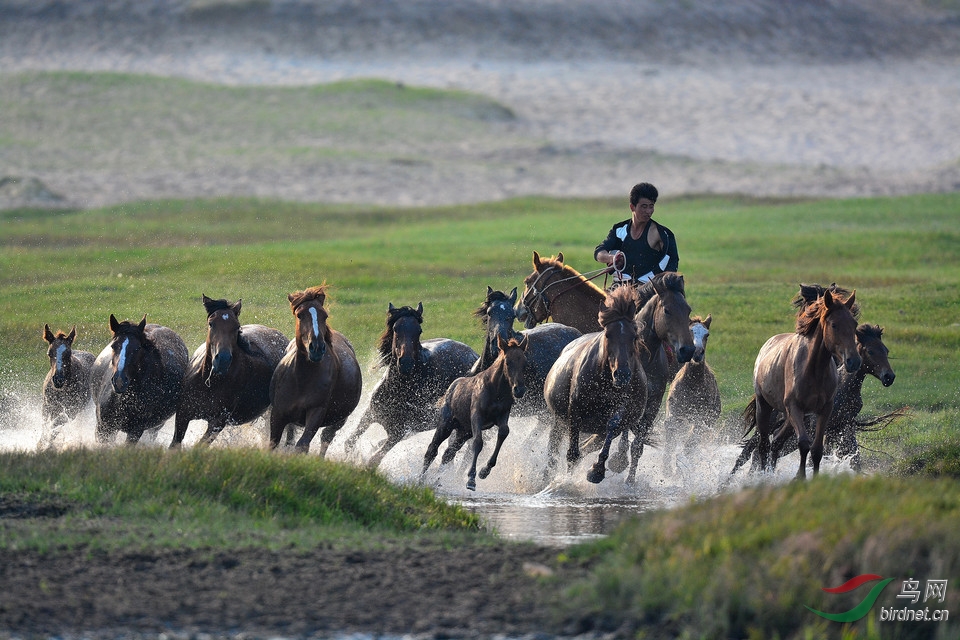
[752,288,861,479]
[662,315,721,469]
[90,315,190,444]
[420,334,529,491]
[172,295,289,447]
[514,251,607,334]
[344,302,479,468]
[41,324,95,443]
[543,285,649,484]
[470,286,582,418]
[269,285,362,455]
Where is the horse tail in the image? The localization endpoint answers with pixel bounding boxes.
[740,395,758,439]
[854,406,910,432]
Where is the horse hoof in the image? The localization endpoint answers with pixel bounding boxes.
[586,467,606,484]
[478,467,490,480]
[466,479,477,491]
[625,474,636,485]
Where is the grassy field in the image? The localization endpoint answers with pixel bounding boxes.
[2,193,960,639]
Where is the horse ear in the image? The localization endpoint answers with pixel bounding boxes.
[138,314,148,332]
[822,289,834,306]
[497,334,509,352]
[416,302,423,317]
[486,285,494,297]
[43,324,55,343]
[388,302,396,312]
[67,326,77,342]
[557,251,564,264]
[845,290,857,309]
[703,314,712,329]
[201,293,211,305]
[532,251,542,268]
[109,314,120,334]
[508,287,518,305]
[232,299,242,317]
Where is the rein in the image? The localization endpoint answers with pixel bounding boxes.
[523,265,609,322]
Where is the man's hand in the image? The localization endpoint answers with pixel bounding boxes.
[611,250,626,271]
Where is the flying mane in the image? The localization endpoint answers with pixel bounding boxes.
[599,284,639,327]
[795,289,856,336]
[473,289,513,327]
[636,272,686,308]
[288,284,329,310]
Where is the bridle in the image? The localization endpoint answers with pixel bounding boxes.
[520,265,610,323]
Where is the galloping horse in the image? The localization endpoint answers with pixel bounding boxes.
[544,285,649,484]
[732,284,897,475]
[269,285,362,455]
[420,335,528,491]
[471,286,582,418]
[172,295,289,447]
[41,324,95,442]
[662,315,721,467]
[90,315,190,444]
[344,302,479,468]
[514,251,606,334]
[624,272,696,479]
[752,287,861,479]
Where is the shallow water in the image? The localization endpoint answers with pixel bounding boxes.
[0,390,854,547]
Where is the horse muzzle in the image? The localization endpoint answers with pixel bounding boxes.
[512,384,526,399]
[111,371,130,393]
[211,350,233,375]
[844,354,863,373]
[611,368,632,388]
[675,344,695,364]
[398,354,415,375]
[52,373,67,388]
[308,341,326,362]
[880,371,896,387]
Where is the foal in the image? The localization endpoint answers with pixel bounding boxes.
[420,335,528,491]
[41,324,95,444]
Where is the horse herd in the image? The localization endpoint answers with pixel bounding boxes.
[39,251,900,491]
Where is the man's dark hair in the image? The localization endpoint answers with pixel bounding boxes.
[630,182,659,206]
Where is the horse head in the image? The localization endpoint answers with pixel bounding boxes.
[476,286,518,365]
[856,323,895,387]
[516,250,563,329]
[201,294,242,376]
[802,289,862,373]
[640,272,695,363]
[107,314,149,393]
[384,302,424,375]
[289,285,331,363]
[689,314,712,364]
[599,286,640,389]
[497,334,528,398]
[44,324,76,388]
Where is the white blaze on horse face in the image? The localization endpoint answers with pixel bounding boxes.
[222,313,229,320]
[116,338,129,373]
[692,323,709,350]
[55,344,67,371]
[309,307,320,338]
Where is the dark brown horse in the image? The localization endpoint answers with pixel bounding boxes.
[617,272,696,479]
[662,315,721,469]
[172,295,289,447]
[420,335,529,491]
[543,285,649,484]
[731,287,899,476]
[471,286,582,418]
[41,324,95,443]
[269,285,362,455]
[344,302,479,468]
[752,287,861,479]
[514,251,607,334]
[90,315,190,444]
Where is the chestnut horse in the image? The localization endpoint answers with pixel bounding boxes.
[420,335,528,491]
[41,324,95,442]
[172,295,289,447]
[90,315,190,444]
[752,287,861,479]
[514,251,607,334]
[344,302,479,468]
[470,286,582,418]
[543,285,649,484]
[269,285,362,455]
[662,315,721,468]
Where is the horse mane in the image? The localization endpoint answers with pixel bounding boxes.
[599,285,638,327]
[690,314,708,325]
[202,296,234,316]
[51,329,71,340]
[536,254,606,297]
[473,289,512,326]
[793,283,861,321]
[856,323,883,341]
[288,284,329,310]
[795,289,856,336]
[636,272,685,308]
[376,304,424,367]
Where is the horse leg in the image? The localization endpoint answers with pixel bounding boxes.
[466,420,486,492]
[441,426,472,466]
[420,415,455,480]
[316,416,348,458]
[587,413,621,484]
[754,396,775,472]
[626,421,647,484]
[565,416,582,469]
[810,407,832,476]
[479,421,510,482]
[608,427,630,474]
[344,410,373,457]
[198,414,228,447]
[268,410,291,450]
[785,405,810,480]
[295,406,329,454]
